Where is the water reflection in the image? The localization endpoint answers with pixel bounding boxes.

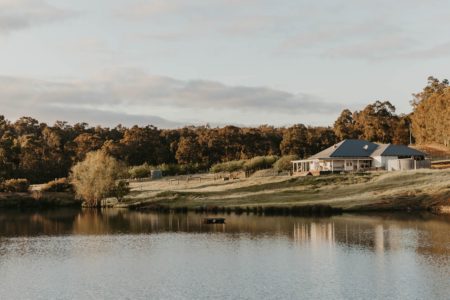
[1,209,450,299]
[1,209,450,256]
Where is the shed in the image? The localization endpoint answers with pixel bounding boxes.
[151,170,162,179]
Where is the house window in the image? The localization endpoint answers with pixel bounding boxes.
[360,161,371,168]
[346,162,352,167]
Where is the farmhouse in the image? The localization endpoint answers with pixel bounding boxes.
[292,139,430,175]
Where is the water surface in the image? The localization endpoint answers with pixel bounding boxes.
[0,209,449,299]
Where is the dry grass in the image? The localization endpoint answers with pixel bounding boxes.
[121,169,450,211]
[412,143,450,160]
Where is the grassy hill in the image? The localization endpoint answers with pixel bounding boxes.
[120,169,450,213]
[413,143,450,160]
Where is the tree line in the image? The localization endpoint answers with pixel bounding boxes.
[0,77,447,183]
[0,117,336,183]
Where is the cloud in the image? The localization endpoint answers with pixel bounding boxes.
[320,37,450,61]
[63,37,113,55]
[114,1,184,19]
[0,69,341,127]
[278,19,413,58]
[273,0,450,61]
[391,41,450,60]
[279,20,450,61]
[324,35,417,60]
[222,15,283,36]
[0,0,76,34]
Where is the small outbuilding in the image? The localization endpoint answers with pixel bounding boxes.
[151,170,162,179]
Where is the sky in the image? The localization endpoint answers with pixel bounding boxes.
[0,0,449,128]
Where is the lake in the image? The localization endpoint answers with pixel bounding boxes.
[0,209,449,299]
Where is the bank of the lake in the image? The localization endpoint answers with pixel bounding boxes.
[0,192,79,209]
[1,169,449,214]
[120,169,450,214]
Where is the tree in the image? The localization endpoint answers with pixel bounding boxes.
[333,109,358,140]
[411,77,450,146]
[70,150,126,207]
[175,136,203,164]
[353,101,398,143]
[119,125,164,165]
[392,115,411,145]
[306,126,336,156]
[280,124,308,158]
[73,133,103,161]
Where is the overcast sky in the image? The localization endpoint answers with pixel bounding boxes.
[0,0,449,128]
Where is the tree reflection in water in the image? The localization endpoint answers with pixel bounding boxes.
[0,209,449,257]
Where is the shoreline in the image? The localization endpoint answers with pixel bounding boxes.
[0,192,80,209]
[1,169,449,215]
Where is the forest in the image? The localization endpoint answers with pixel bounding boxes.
[0,77,448,183]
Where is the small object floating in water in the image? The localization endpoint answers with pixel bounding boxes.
[203,218,226,224]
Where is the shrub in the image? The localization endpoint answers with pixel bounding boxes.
[244,155,279,171]
[0,178,30,193]
[158,163,207,176]
[158,163,181,176]
[41,178,72,192]
[179,163,207,174]
[129,163,152,179]
[210,156,279,173]
[110,180,130,202]
[210,160,245,173]
[273,155,299,172]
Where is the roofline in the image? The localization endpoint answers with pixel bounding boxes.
[375,143,428,157]
[292,157,376,162]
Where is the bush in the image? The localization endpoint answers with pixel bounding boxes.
[0,178,30,193]
[158,163,207,176]
[244,155,279,171]
[210,156,279,173]
[41,178,72,192]
[158,163,181,176]
[110,180,130,202]
[210,160,245,173]
[129,163,152,179]
[179,163,207,174]
[273,155,298,172]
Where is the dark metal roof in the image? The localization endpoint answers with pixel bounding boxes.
[308,140,345,159]
[377,144,427,157]
[309,139,378,159]
[308,139,427,159]
[330,140,379,157]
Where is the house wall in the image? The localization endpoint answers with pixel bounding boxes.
[372,156,398,169]
[317,159,371,172]
[387,159,431,171]
[372,156,383,168]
